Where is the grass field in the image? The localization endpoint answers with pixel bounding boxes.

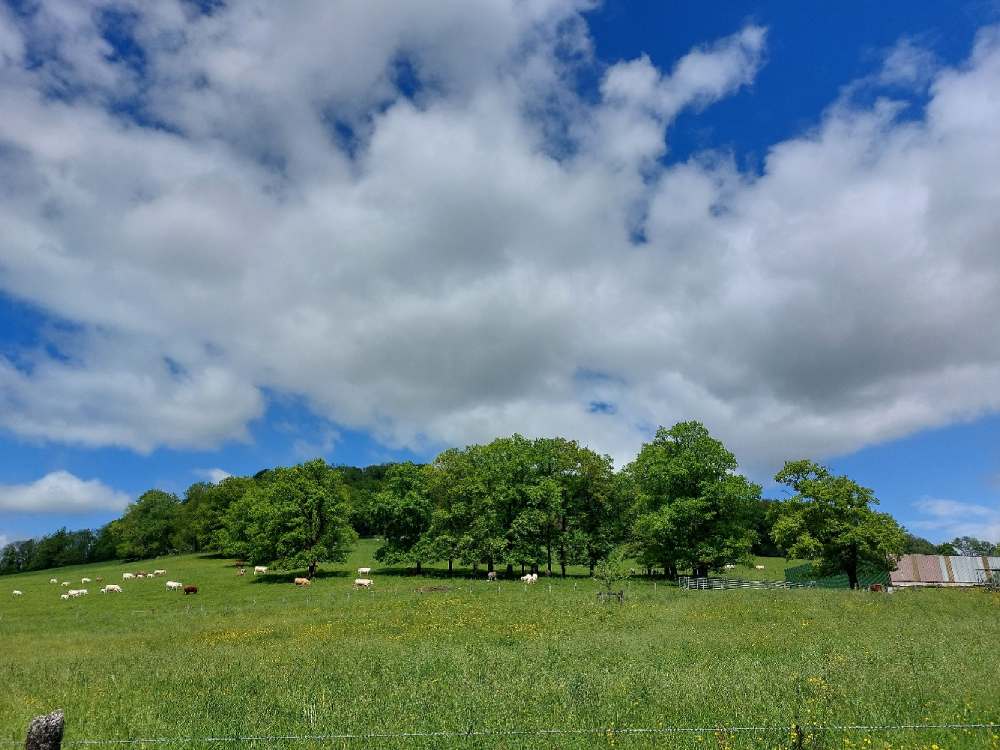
[1,540,998,750]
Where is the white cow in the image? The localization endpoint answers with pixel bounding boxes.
[253,566,268,575]
[100,585,123,594]
[60,593,70,600]
[153,569,166,576]
[49,578,58,584]
[724,564,736,570]
[520,574,532,582]
[353,578,374,589]
[754,565,766,570]
[68,589,88,597]
[136,574,145,579]
[122,573,135,580]
[487,571,497,581]
[357,567,372,575]
[81,577,92,584]
[12,590,23,596]
[61,581,70,587]
[166,580,183,591]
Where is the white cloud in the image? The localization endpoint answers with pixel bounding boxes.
[0,5,999,473]
[909,498,1000,544]
[194,468,231,484]
[0,471,131,513]
[878,38,937,87]
[0,533,10,549]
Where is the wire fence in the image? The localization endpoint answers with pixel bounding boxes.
[678,575,816,590]
[9,719,999,747]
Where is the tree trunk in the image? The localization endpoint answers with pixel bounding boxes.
[560,561,566,578]
[448,558,453,576]
[589,561,595,576]
[307,560,317,579]
[547,544,552,575]
[847,564,859,590]
[415,560,421,575]
[506,562,514,576]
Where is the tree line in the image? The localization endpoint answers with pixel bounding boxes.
[3,421,992,587]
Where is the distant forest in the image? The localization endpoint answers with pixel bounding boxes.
[3,422,996,584]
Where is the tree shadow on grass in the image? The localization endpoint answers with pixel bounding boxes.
[248,569,352,584]
[372,566,598,581]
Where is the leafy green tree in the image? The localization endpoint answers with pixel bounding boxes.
[593,546,630,592]
[902,532,938,555]
[174,476,254,552]
[625,421,760,578]
[935,542,958,556]
[220,459,356,578]
[946,536,998,556]
[113,489,182,560]
[771,460,907,589]
[338,463,397,536]
[372,462,434,573]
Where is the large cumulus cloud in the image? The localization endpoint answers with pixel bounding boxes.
[1,1,999,471]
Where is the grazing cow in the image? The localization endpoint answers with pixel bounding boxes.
[100,585,123,594]
[520,574,531,582]
[68,589,88,597]
[353,578,374,589]
[60,593,70,600]
[122,573,135,580]
[95,577,103,582]
[357,567,372,575]
[153,570,166,576]
[294,577,311,587]
[61,581,70,587]
[487,571,497,581]
[724,564,736,570]
[49,578,57,584]
[136,574,145,579]
[12,590,23,596]
[166,580,183,591]
[81,577,91,584]
[183,585,198,595]
[238,568,246,576]
[253,566,267,575]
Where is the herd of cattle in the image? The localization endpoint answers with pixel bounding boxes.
[10,563,578,600]
[9,564,382,600]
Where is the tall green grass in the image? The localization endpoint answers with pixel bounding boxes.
[1,540,997,749]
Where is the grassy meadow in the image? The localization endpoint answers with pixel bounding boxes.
[1,539,998,750]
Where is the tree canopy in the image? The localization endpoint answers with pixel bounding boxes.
[771,459,907,588]
[625,421,761,578]
[218,459,357,578]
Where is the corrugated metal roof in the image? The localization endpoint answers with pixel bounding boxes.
[917,554,944,582]
[889,553,996,585]
[949,555,980,584]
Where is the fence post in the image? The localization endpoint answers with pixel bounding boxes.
[25,709,63,750]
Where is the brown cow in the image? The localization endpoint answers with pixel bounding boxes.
[183,585,198,595]
[294,577,311,587]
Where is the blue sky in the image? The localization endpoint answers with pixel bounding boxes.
[1,0,999,545]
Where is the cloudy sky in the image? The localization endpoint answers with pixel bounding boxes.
[1,0,999,544]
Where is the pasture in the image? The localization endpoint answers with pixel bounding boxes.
[1,540,998,750]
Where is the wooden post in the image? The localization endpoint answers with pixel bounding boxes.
[25,709,63,750]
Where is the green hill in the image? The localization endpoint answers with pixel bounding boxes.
[1,541,997,749]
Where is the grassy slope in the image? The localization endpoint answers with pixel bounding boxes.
[0,540,997,750]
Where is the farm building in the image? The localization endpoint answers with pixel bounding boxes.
[889,553,1000,587]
